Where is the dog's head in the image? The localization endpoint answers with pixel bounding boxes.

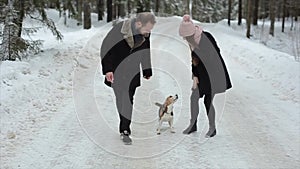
[164,94,178,106]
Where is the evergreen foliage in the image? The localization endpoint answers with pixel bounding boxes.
[0,0,62,61]
[0,0,299,61]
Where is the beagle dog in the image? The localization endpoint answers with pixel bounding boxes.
[155,94,178,135]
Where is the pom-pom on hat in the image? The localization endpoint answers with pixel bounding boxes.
[179,15,196,37]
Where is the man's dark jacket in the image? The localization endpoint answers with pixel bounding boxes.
[101,19,152,91]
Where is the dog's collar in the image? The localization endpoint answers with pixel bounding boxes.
[163,111,173,114]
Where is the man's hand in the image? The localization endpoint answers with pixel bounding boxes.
[144,76,151,80]
[105,72,114,83]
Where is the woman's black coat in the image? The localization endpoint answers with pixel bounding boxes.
[192,31,232,97]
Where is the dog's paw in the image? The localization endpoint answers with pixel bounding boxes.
[171,130,175,133]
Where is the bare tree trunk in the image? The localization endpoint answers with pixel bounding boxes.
[276,0,281,21]
[290,0,299,30]
[63,2,67,25]
[186,0,190,14]
[269,0,275,36]
[155,0,159,13]
[112,0,116,19]
[190,0,193,18]
[97,0,104,21]
[121,1,126,17]
[16,0,24,37]
[258,0,269,19]
[67,0,74,18]
[116,0,119,17]
[77,0,83,25]
[238,0,242,25]
[252,0,259,25]
[56,0,60,10]
[246,0,252,38]
[281,0,286,32]
[127,0,132,16]
[58,0,62,17]
[228,0,231,26]
[83,2,91,29]
[117,0,125,18]
[107,0,112,22]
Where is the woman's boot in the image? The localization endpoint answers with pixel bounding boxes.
[205,128,216,138]
[183,120,197,134]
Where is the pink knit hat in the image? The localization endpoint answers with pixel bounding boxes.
[179,15,196,37]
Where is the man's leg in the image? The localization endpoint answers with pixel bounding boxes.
[113,88,136,135]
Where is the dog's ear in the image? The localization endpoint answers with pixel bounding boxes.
[165,97,171,106]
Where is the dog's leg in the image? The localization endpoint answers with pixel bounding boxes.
[157,120,162,135]
[169,119,175,133]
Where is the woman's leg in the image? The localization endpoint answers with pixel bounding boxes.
[183,89,200,134]
[190,88,200,124]
[204,93,216,137]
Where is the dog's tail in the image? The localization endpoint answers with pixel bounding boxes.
[155,102,163,107]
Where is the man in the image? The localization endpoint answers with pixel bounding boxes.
[101,13,156,145]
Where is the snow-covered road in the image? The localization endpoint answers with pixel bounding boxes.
[1,17,299,169]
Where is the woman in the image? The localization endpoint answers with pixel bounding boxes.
[179,15,232,137]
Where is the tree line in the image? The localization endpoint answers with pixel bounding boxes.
[0,0,299,61]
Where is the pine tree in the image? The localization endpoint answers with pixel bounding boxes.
[0,0,21,61]
[0,0,63,61]
[136,0,144,13]
[192,0,227,23]
[163,0,172,15]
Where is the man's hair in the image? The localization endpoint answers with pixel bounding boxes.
[136,12,156,25]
